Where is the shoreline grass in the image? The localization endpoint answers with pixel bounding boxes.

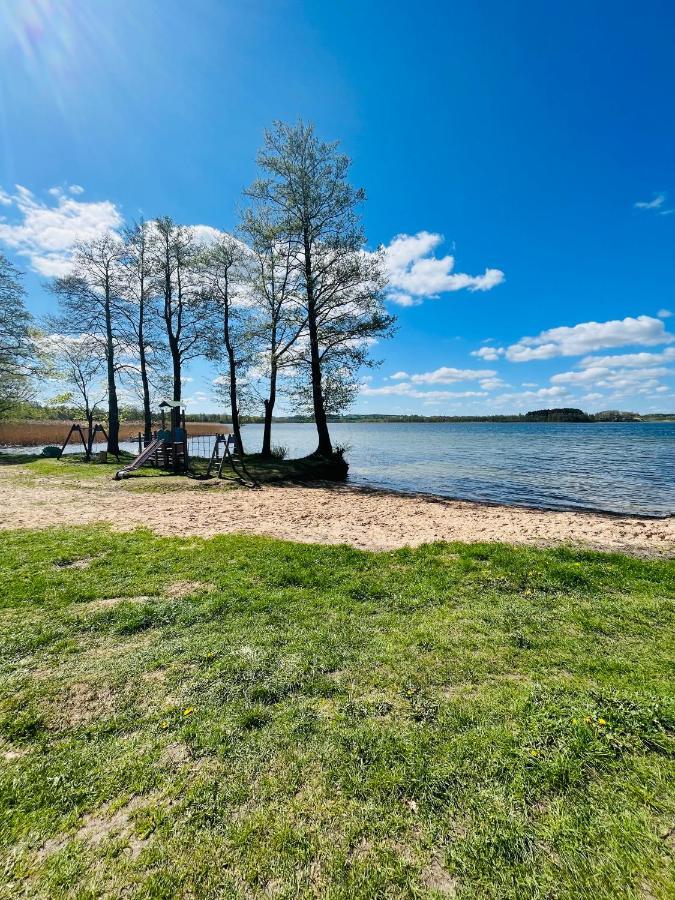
[0,450,348,489]
[1,525,673,897]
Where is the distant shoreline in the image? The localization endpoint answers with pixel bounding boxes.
[238,415,675,425]
[242,413,675,425]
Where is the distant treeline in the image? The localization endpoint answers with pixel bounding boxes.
[240,408,673,424]
[5,403,672,426]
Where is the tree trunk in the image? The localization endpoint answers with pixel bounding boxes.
[308,319,332,455]
[140,354,152,443]
[303,234,332,455]
[223,305,244,455]
[261,360,277,458]
[138,295,152,444]
[104,285,120,456]
[85,411,94,461]
[170,337,181,402]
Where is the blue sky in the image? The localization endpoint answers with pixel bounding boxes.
[0,0,673,414]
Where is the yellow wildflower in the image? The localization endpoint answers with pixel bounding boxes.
[183,707,194,716]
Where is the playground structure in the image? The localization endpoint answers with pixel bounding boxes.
[115,400,189,479]
[113,400,255,483]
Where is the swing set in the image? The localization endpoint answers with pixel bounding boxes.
[58,422,109,460]
[202,433,259,487]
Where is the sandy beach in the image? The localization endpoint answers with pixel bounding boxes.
[1,466,673,557]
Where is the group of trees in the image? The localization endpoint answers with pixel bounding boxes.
[0,121,395,458]
[0,254,37,418]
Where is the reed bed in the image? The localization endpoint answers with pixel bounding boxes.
[0,420,230,447]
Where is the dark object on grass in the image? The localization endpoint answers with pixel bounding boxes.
[41,446,62,458]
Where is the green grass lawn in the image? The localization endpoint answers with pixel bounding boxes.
[0,527,673,898]
[0,450,347,491]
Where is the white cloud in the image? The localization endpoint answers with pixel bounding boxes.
[479,378,508,391]
[387,292,422,307]
[658,308,672,319]
[504,316,673,362]
[0,185,231,277]
[471,345,505,361]
[360,381,486,401]
[383,231,504,306]
[578,347,675,368]
[400,366,497,385]
[635,193,665,210]
[550,366,608,386]
[634,193,674,216]
[0,184,123,276]
[494,386,570,406]
[551,365,673,395]
[189,224,224,247]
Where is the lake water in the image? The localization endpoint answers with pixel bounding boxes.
[6,420,673,517]
[239,421,675,517]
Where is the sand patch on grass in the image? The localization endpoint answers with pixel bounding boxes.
[165,580,214,598]
[87,595,156,611]
[2,745,28,761]
[422,856,458,896]
[50,681,118,727]
[38,793,164,861]
[54,556,97,570]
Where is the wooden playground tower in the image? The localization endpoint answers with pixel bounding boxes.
[155,399,189,473]
[115,399,189,479]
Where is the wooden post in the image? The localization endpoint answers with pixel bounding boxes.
[77,425,88,455]
[58,424,77,458]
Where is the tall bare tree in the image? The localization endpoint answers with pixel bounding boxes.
[199,234,251,454]
[49,336,107,459]
[246,121,394,455]
[118,220,162,443]
[152,217,205,404]
[49,235,125,454]
[0,254,36,417]
[240,210,305,458]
